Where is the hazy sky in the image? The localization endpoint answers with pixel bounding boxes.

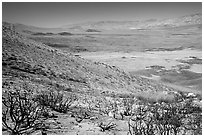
[2,2,202,28]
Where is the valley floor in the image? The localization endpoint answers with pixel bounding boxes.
[77,49,202,92]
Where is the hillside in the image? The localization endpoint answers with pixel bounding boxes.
[2,21,202,135]
[2,22,179,98]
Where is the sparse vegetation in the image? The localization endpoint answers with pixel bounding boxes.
[98,122,116,132]
[34,90,77,113]
[122,98,135,116]
[2,89,43,135]
[128,97,202,135]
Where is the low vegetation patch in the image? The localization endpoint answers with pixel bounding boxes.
[34,89,77,113]
[128,99,202,135]
[98,122,116,132]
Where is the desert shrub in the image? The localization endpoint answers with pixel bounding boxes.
[72,109,92,123]
[128,104,155,135]
[98,122,116,132]
[2,89,43,135]
[84,96,95,112]
[34,90,77,113]
[109,99,118,113]
[185,113,202,135]
[92,97,115,116]
[94,98,106,114]
[178,100,202,135]
[54,94,77,113]
[153,103,185,135]
[128,101,202,135]
[122,98,135,116]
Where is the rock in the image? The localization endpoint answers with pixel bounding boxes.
[187,93,196,97]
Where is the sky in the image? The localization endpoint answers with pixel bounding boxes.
[2,2,202,28]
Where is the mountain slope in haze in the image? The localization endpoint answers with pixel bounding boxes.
[2,22,181,98]
[13,23,69,34]
[143,13,201,29]
[61,13,201,31]
[11,13,201,34]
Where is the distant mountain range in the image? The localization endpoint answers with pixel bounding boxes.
[61,13,201,31]
[4,13,201,34]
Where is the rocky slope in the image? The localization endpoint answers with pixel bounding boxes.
[2,22,179,98]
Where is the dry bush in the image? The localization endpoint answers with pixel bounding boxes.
[94,98,103,110]
[35,89,77,113]
[94,98,107,114]
[178,100,202,135]
[122,98,135,116]
[128,100,202,135]
[93,97,113,116]
[152,103,184,135]
[83,95,95,112]
[128,104,155,135]
[98,121,116,132]
[96,97,134,119]
[73,109,92,123]
[2,89,43,135]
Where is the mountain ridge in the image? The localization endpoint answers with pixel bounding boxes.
[60,13,202,30]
